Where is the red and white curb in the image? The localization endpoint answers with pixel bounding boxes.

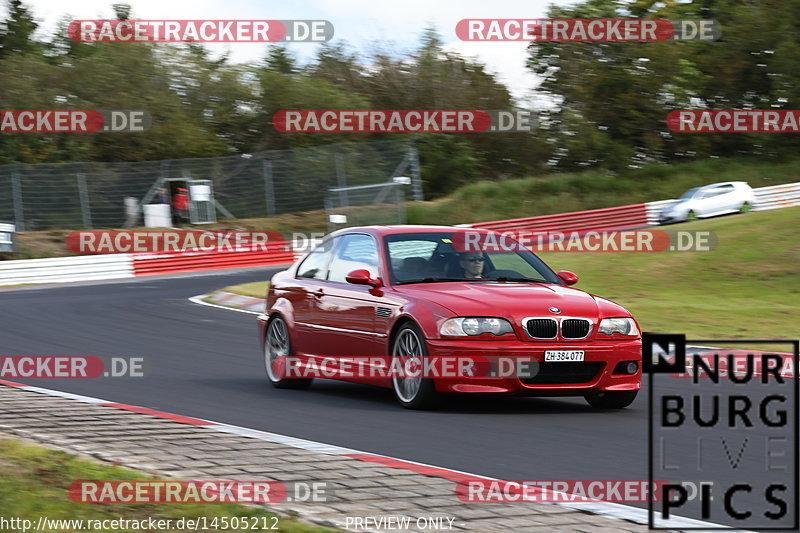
[190,291,264,315]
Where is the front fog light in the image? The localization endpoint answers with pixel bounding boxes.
[627,361,639,374]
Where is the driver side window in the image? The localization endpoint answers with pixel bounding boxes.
[327,234,380,283]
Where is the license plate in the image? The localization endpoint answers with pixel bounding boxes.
[544,350,585,362]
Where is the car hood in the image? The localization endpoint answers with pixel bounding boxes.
[395,282,630,320]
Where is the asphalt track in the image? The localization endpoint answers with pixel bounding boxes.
[0,267,795,529]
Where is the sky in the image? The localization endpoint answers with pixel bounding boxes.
[7,0,579,105]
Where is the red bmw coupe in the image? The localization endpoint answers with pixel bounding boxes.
[258,226,642,409]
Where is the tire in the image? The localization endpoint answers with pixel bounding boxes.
[391,322,438,409]
[585,390,638,409]
[739,201,752,213]
[264,315,312,390]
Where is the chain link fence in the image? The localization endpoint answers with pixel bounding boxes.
[325,180,409,232]
[0,140,422,230]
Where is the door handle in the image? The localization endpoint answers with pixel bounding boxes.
[313,288,325,297]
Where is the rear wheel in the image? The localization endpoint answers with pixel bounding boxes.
[585,390,638,409]
[264,315,312,389]
[391,323,438,409]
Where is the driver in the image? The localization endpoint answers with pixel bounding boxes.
[459,252,485,279]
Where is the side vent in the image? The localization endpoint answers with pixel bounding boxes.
[376,307,392,318]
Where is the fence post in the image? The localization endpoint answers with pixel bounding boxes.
[76,173,92,228]
[263,160,276,217]
[335,152,348,207]
[11,171,24,231]
[408,145,423,201]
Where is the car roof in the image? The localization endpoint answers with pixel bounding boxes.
[328,225,495,238]
[699,181,748,189]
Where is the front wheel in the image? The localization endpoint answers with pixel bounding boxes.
[264,315,312,389]
[585,390,638,409]
[391,323,438,409]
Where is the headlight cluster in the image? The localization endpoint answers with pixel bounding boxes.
[598,317,639,336]
[440,317,514,336]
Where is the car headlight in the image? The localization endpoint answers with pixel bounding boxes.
[598,317,639,336]
[440,317,514,336]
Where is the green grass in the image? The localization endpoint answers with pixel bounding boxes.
[0,439,336,533]
[222,282,270,299]
[223,208,799,343]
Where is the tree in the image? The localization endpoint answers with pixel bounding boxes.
[0,0,38,57]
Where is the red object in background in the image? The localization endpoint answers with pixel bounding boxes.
[258,225,642,409]
[173,188,188,210]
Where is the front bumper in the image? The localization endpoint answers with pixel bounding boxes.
[425,338,642,395]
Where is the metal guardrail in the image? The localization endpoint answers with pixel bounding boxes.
[470,203,649,233]
[131,243,296,276]
[753,181,800,211]
[0,243,296,286]
[0,254,134,286]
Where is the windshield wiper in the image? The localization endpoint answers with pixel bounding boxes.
[396,277,469,285]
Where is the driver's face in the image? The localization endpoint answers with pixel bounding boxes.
[460,254,484,277]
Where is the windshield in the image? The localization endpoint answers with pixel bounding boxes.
[384,232,563,285]
[678,187,700,201]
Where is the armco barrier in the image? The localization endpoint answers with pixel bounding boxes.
[132,243,296,276]
[753,182,800,211]
[470,203,649,233]
[0,243,296,287]
[0,254,133,287]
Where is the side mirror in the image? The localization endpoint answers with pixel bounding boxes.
[345,269,382,288]
[557,270,579,286]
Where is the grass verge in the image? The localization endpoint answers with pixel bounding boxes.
[0,438,336,533]
[220,282,270,299]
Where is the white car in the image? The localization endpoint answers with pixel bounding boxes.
[659,181,756,224]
